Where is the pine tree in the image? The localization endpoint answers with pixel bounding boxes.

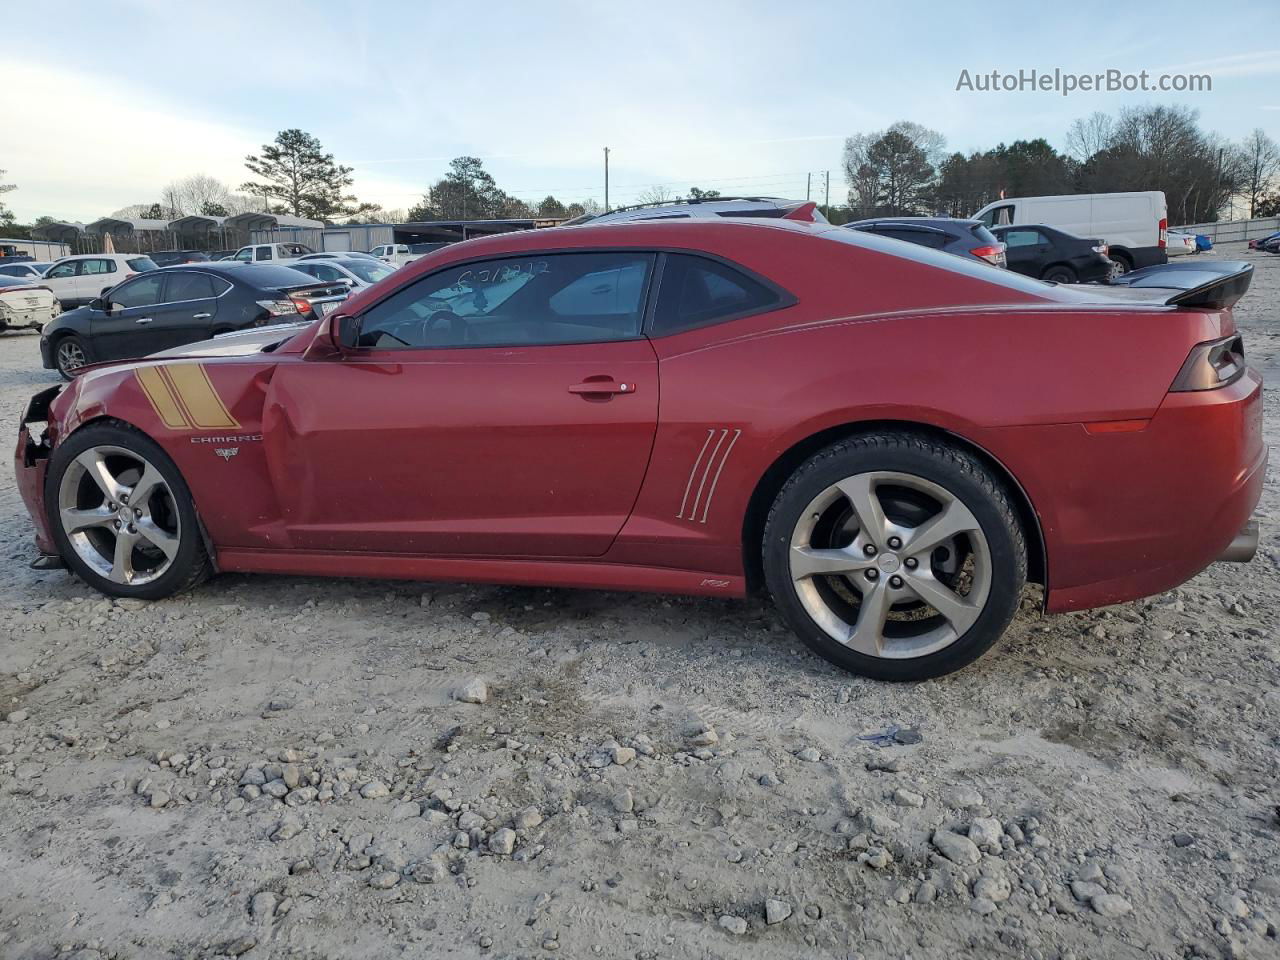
[241,129,365,222]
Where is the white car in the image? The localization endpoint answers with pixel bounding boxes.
[0,276,59,332]
[1165,230,1197,257]
[228,242,315,265]
[41,254,159,308]
[564,197,828,226]
[287,257,396,289]
[0,261,52,280]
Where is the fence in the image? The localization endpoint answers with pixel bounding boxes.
[1172,216,1279,244]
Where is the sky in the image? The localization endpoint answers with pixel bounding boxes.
[3,0,1278,224]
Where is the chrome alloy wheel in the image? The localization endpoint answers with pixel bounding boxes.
[56,339,85,375]
[788,471,992,659]
[56,445,182,586]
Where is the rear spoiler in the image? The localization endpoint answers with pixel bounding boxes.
[1108,260,1253,309]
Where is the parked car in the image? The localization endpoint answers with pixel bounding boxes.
[989,225,1112,283]
[205,250,237,261]
[0,275,59,332]
[0,261,52,279]
[1194,234,1213,253]
[38,263,350,379]
[228,242,315,265]
[15,220,1263,682]
[150,250,213,267]
[1165,230,1197,257]
[1246,230,1280,251]
[298,251,384,262]
[288,257,395,289]
[1263,235,1280,254]
[845,217,1006,267]
[369,243,424,267]
[563,196,827,227]
[974,191,1167,275]
[41,254,159,309]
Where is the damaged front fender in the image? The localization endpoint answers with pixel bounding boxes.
[14,384,63,556]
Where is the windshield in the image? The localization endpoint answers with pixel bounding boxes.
[343,260,394,283]
[127,257,159,272]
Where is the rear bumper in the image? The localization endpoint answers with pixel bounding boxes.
[1019,367,1266,613]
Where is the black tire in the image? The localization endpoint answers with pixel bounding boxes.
[1108,251,1133,276]
[45,421,213,601]
[1041,264,1076,284]
[53,334,88,381]
[762,432,1027,681]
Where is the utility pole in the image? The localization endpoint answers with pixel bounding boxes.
[824,171,830,215]
[604,147,610,211]
[806,172,811,201]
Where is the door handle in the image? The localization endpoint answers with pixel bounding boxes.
[568,379,635,396]
[192,313,212,319]
[135,318,153,324]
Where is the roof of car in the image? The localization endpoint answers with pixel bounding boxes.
[848,217,985,227]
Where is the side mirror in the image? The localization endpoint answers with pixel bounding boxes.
[88,297,104,312]
[304,312,358,361]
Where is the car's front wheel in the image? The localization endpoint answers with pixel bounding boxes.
[1042,264,1077,284]
[763,433,1027,680]
[54,335,88,380]
[45,422,212,600]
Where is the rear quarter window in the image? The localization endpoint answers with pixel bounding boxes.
[650,254,786,336]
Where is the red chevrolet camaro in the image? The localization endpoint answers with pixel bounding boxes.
[15,220,1266,680]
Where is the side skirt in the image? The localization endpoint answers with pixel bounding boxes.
[215,548,748,599]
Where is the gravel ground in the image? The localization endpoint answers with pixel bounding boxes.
[0,246,1277,960]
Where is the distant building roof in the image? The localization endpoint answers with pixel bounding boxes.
[30,221,86,242]
[224,212,324,231]
[85,217,172,235]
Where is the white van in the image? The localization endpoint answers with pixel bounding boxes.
[973,191,1167,274]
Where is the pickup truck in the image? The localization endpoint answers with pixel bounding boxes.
[369,242,450,267]
[228,242,315,265]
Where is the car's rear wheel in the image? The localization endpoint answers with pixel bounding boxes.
[54,335,87,380]
[762,433,1026,680]
[1042,264,1076,284]
[46,422,212,600]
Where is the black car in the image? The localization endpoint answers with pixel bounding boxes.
[990,225,1112,284]
[149,250,213,267]
[844,217,1007,267]
[40,263,350,379]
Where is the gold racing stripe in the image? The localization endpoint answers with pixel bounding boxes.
[134,365,189,429]
[134,363,240,431]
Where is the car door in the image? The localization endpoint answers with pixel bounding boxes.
[77,258,118,302]
[42,259,81,305]
[92,273,169,360]
[997,229,1047,277]
[265,250,659,558]
[140,270,225,350]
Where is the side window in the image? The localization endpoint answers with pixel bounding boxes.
[876,227,946,249]
[165,272,218,301]
[232,248,253,263]
[108,274,165,309]
[82,259,112,275]
[1002,229,1042,248]
[650,254,782,336]
[47,261,77,279]
[356,252,654,350]
[256,247,273,261]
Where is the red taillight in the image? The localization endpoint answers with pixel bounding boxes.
[970,244,1007,266]
[290,296,313,314]
[1158,217,1168,249]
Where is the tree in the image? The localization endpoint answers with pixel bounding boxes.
[144,203,166,220]
[408,156,531,221]
[637,185,675,205]
[200,200,229,217]
[687,187,721,200]
[0,169,16,226]
[241,129,368,221]
[843,122,944,216]
[1065,112,1115,162]
[537,195,568,218]
[1239,128,1280,218]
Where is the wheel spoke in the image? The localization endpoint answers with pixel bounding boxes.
[790,545,873,580]
[905,499,978,556]
[845,582,891,656]
[904,571,980,634]
[135,519,179,560]
[60,505,114,533]
[129,464,165,510]
[76,450,127,503]
[835,474,889,546]
[108,530,139,584]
